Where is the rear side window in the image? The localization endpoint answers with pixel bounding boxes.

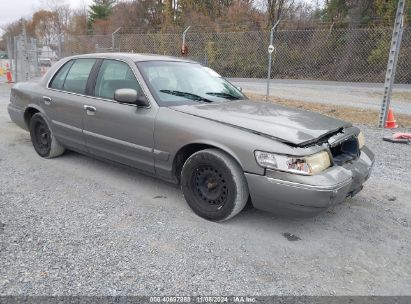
[49,60,74,90]
[94,59,141,100]
[62,59,96,94]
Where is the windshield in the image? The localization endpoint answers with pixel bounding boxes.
[136,61,246,106]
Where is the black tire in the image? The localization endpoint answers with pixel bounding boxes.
[181,149,249,222]
[29,112,65,158]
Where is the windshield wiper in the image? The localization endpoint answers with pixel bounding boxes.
[160,90,213,103]
[206,92,241,100]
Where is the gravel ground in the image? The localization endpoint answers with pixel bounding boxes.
[0,83,410,296]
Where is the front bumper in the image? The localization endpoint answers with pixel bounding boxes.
[245,146,375,216]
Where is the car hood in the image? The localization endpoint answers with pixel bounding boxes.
[170,100,351,146]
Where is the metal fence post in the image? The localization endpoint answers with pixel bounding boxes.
[7,37,14,80]
[13,38,18,82]
[21,21,31,81]
[58,33,63,59]
[378,0,405,128]
[182,26,191,56]
[182,26,191,46]
[32,38,39,77]
[266,20,280,102]
[112,27,121,52]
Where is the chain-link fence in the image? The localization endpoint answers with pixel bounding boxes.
[6,35,41,82]
[59,27,411,84]
[6,27,410,84]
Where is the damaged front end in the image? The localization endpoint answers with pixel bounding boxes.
[325,127,362,166]
[255,127,364,177]
[246,126,375,216]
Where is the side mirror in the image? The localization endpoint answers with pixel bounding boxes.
[114,88,149,107]
[236,86,243,92]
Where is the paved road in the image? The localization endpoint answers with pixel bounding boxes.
[229,78,411,115]
[1,83,410,295]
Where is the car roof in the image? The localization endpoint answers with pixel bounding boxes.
[72,53,197,63]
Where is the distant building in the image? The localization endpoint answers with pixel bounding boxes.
[38,46,58,60]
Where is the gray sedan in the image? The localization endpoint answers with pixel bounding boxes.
[8,53,374,221]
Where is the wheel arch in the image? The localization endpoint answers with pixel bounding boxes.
[172,141,244,182]
[23,105,44,128]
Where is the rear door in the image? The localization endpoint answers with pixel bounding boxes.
[82,59,156,174]
[45,58,97,152]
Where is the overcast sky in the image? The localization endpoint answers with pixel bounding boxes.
[0,0,93,32]
[1,0,321,34]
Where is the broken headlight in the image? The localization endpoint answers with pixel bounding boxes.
[357,131,365,149]
[254,151,331,175]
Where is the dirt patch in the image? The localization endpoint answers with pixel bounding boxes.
[391,91,411,102]
[367,91,411,102]
[245,92,411,128]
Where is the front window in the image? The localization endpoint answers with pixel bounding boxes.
[94,59,142,100]
[136,61,246,106]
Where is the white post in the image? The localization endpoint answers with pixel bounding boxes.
[182,26,191,47]
[266,20,280,102]
[112,27,121,52]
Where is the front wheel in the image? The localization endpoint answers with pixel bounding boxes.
[181,149,249,222]
[29,112,65,158]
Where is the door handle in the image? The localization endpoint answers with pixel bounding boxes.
[43,96,52,105]
[84,105,97,115]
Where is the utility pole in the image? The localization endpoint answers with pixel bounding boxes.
[378,0,405,128]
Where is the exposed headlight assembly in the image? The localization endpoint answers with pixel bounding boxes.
[357,131,365,149]
[255,151,331,175]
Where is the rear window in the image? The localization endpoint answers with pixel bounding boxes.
[49,60,74,90]
[62,59,96,94]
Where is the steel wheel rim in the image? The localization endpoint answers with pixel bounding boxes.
[191,165,228,211]
[34,121,51,155]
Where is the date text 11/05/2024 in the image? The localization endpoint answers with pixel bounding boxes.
[149,296,257,303]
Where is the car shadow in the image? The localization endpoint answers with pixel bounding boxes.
[60,149,345,228]
[14,132,356,236]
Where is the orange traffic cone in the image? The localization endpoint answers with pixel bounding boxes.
[385,108,398,129]
[6,63,13,83]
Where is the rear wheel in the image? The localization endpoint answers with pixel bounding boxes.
[29,113,65,158]
[181,149,249,222]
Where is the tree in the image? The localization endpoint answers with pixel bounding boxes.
[321,0,407,26]
[41,0,72,36]
[323,0,348,23]
[92,19,113,34]
[375,0,398,24]
[0,19,36,57]
[89,0,116,25]
[1,20,25,42]
[264,0,295,27]
[68,9,89,35]
[164,0,174,24]
[30,10,59,45]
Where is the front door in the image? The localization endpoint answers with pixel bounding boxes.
[82,59,156,174]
